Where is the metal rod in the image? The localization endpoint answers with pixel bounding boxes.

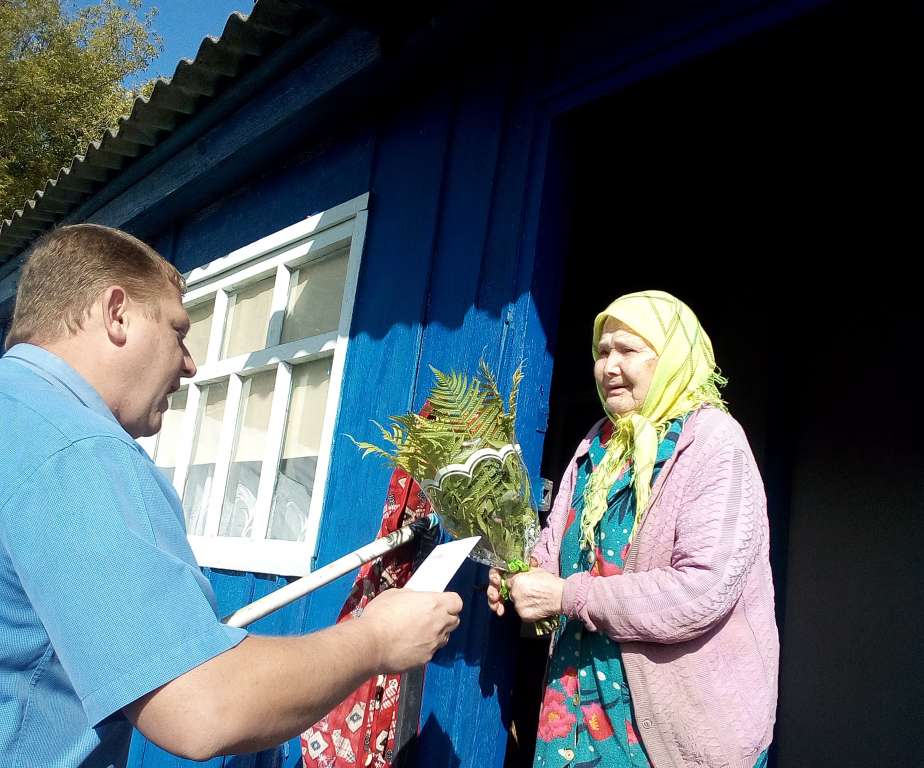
[221,513,439,628]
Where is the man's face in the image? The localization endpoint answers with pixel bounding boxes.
[120,290,196,438]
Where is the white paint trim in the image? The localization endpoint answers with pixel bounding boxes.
[299,208,367,567]
[183,220,354,303]
[0,194,371,307]
[204,289,229,367]
[188,535,312,577]
[179,194,369,576]
[186,334,337,386]
[251,362,292,541]
[136,435,157,460]
[172,383,202,502]
[204,373,244,538]
[264,263,291,349]
[184,193,368,288]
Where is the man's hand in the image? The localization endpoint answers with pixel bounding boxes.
[125,588,463,759]
[359,588,463,673]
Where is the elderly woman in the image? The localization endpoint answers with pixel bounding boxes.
[488,290,778,768]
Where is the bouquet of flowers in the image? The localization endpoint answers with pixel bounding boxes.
[350,361,539,575]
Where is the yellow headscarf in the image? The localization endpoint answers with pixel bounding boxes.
[580,290,727,550]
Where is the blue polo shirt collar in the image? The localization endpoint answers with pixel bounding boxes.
[3,343,122,429]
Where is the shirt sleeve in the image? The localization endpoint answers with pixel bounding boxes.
[0,435,247,726]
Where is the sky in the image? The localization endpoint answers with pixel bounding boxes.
[71,1,255,88]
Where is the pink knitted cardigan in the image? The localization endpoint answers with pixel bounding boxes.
[531,406,779,768]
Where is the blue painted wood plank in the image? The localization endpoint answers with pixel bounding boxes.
[409,62,510,373]
[132,740,225,768]
[226,573,302,768]
[542,0,834,116]
[84,29,383,234]
[302,91,455,635]
[465,37,551,484]
[207,567,258,621]
[405,51,526,768]
[63,18,351,230]
[171,129,375,274]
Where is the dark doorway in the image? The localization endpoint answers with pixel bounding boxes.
[510,2,923,766]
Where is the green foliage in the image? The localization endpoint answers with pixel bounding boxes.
[351,360,523,480]
[0,0,163,221]
[427,452,535,565]
[350,361,537,566]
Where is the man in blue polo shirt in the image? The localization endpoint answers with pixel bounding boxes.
[0,224,462,767]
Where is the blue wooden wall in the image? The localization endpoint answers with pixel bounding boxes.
[73,1,834,766]
[128,32,548,768]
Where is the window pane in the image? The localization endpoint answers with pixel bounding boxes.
[154,388,188,483]
[280,249,348,344]
[182,381,228,535]
[268,359,331,541]
[185,299,214,368]
[221,275,275,359]
[218,370,276,538]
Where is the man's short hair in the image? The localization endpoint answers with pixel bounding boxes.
[4,224,185,350]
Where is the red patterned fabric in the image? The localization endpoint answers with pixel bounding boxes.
[300,467,431,768]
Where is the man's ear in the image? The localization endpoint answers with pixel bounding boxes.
[101,286,130,346]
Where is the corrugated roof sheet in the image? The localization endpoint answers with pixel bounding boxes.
[0,0,323,265]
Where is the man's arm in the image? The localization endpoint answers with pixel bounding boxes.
[124,588,462,760]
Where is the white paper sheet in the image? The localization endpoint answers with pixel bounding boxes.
[404,536,481,592]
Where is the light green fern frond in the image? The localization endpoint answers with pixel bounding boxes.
[351,359,525,482]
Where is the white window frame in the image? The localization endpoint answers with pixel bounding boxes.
[138,193,368,576]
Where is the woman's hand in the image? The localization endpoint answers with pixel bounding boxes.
[486,568,507,617]
[487,566,565,622]
[507,569,565,621]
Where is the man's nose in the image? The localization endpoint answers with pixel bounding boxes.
[183,352,197,379]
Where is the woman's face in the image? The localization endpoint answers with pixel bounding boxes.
[594,317,659,416]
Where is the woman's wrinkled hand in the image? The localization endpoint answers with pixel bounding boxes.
[487,565,564,622]
[506,568,565,621]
